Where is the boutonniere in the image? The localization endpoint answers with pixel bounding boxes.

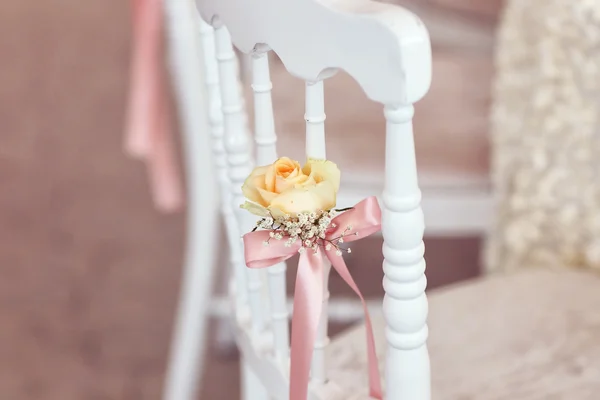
[240,157,356,254]
[240,157,383,400]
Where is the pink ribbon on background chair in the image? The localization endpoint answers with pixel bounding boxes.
[243,197,384,400]
[125,0,184,212]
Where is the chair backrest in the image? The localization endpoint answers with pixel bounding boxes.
[196,0,433,398]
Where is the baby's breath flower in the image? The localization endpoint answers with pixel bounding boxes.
[251,207,355,256]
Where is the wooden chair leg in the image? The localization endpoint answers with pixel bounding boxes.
[162,1,218,398]
[241,357,269,400]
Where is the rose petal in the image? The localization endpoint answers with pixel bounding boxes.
[264,164,277,192]
[295,174,316,188]
[242,172,269,206]
[257,186,279,204]
[303,159,341,192]
[269,188,319,217]
[306,180,337,210]
[241,201,269,217]
[275,175,294,193]
[269,180,336,216]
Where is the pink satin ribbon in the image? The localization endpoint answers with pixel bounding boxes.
[243,197,384,400]
[125,0,184,212]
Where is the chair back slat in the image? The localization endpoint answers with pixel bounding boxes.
[303,79,331,384]
[304,81,327,159]
[198,18,248,308]
[251,48,290,361]
[251,50,278,164]
[214,22,268,332]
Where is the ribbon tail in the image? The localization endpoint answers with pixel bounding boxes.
[328,253,383,399]
[147,86,184,212]
[289,251,324,400]
[125,0,161,158]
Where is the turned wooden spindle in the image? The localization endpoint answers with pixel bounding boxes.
[214,21,267,334]
[382,104,430,400]
[305,80,331,384]
[251,47,290,362]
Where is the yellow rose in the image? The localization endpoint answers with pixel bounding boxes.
[241,157,341,217]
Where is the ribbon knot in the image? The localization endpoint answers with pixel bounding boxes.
[243,196,383,400]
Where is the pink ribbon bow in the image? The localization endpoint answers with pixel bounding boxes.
[243,196,383,400]
[125,0,184,212]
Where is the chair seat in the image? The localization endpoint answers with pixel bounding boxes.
[326,269,600,399]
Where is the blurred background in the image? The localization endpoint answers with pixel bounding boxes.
[0,0,502,398]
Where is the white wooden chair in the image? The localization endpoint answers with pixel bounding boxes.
[162,0,600,399]
[162,0,493,385]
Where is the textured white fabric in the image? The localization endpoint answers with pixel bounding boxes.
[327,269,600,399]
[486,0,600,273]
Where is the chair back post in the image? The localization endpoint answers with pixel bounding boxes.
[250,46,291,362]
[304,79,331,384]
[382,103,430,399]
[213,19,269,334]
[197,16,247,307]
[161,1,218,399]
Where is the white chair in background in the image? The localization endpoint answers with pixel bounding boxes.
[160,1,218,400]
[163,0,600,399]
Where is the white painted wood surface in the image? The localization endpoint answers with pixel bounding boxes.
[304,80,331,385]
[382,104,430,399]
[214,22,268,335]
[214,22,271,400]
[251,49,290,363]
[196,0,431,104]
[197,17,249,309]
[161,1,218,400]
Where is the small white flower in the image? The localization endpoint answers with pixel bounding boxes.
[347,248,352,254]
[338,238,344,244]
[269,232,275,238]
[325,243,332,251]
[298,247,306,254]
[335,250,342,256]
[262,241,269,247]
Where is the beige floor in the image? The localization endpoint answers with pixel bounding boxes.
[0,0,499,399]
